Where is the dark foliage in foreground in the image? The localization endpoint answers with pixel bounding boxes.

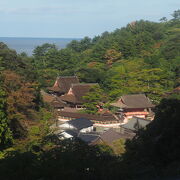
[0,98,180,180]
[0,139,118,180]
[118,98,180,179]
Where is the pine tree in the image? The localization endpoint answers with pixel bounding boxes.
[83,85,104,114]
[0,83,13,149]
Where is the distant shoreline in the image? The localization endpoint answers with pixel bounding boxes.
[0,37,81,39]
[0,37,80,55]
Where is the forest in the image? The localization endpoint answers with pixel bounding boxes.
[0,10,180,179]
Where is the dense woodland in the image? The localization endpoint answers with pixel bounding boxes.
[32,11,179,103]
[0,10,180,179]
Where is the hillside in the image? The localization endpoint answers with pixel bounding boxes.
[0,10,179,180]
[31,12,180,103]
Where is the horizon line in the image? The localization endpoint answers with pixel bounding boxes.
[0,36,82,39]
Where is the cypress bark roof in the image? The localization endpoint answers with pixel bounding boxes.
[111,94,154,109]
[48,76,79,93]
[60,94,77,103]
[41,90,67,108]
[51,99,67,108]
[60,83,98,104]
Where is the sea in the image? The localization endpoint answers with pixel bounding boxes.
[0,37,80,56]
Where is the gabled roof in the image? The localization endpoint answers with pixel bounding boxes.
[51,98,67,108]
[48,76,79,93]
[111,94,154,109]
[60,94,77,103]
[68,118,93,130]
[48,86,61,92]
[99,129,124,144]
[61,83,98,103]
[121,117,151,131]
[41,90,55,103]
[72,83,98,101]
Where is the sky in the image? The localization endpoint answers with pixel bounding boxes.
[0,0,179,38]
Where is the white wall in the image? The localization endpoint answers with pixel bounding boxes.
[59,122,93,133]
[94,123,121,128]
[60,132,74,139]
[58,117,70,122]
[80,126,93,133]
[59,123,74,129]
[127,115,145,119]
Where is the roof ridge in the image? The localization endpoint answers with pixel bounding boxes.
[79,133,99,136]
[58,76,78,78]
[71,83,98,86]
[122,93,146,97]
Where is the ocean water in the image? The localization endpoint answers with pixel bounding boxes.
[0,37,79,56]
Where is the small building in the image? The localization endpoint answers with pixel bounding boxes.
[120,116,151,135]
[59,118,94,133]
[55,129,100,144]
[48,76,79,96]
[111,94,154,121]
[60,83,98,108]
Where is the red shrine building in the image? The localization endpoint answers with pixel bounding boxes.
[111,94,155,122]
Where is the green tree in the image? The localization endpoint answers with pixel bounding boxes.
[0,87,13,149]
[171,9,180,20]
[112,138,126,155]
[122,98,180,178]
[33,43,57,58]
[161,31,180,60]
[159,17,167,22]
[104,49,122,65]
[83,85,105,114]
